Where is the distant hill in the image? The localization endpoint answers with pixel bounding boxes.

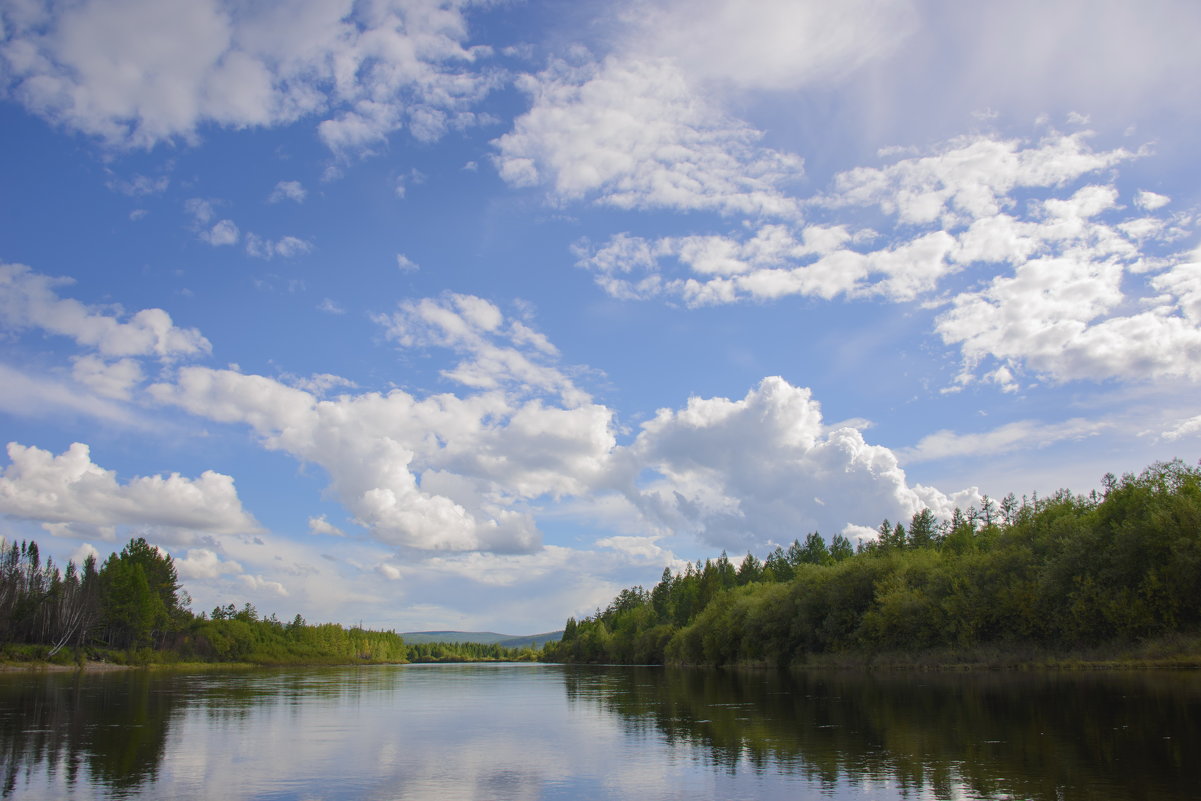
[401,630,562,648]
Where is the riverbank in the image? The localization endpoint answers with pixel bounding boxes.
[0,660,132,673]
[0,658,421,673]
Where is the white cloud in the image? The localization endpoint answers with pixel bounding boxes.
[396,253,420,272]
[494,55,803,217]
[246,233,313,259]
[375,293,586,405]
[578,133,1140,305]
[200,219,240,246]
[1161,414,1201,442]
[308,514,344,537]
[287,373,356,396]
[821,132,1132,226]
[237,573,288,596]
[0,363,140,425]
[141,290,979,557]
[1,0,496,151]
[268,180,307,204]
[0,441,259,538]
[419,545,579,588]
[1135,190,1170,211]
[594,534,673,562]
[70,542,101,567]
[175,547,243,580]
[1151,256,1201,325]
[623,376,967,549]
[149,362,618,554]
[184,198,216,224]
[900,418,1109,464]
[0,262,211,359]
[148,296,620,555]
[71,355,144,400]
[574,131,1201,387]
[937,254,1201,385]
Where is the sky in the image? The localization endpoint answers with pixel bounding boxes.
[1,0,1200,634]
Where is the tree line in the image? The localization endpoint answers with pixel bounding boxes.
[0,536,533,665]
[544,459,1201,666]
[1,537,183,657]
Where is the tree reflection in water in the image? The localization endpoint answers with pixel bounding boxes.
[0,670,173,796]
[564,666,1201,801]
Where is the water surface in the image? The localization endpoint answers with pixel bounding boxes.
[1,664,1197,800]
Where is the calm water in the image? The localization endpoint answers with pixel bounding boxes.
[1,664,1198,800]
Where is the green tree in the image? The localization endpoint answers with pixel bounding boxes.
[829,533,854,561]
[100,556,159,649]
[908,508,937,549]
[736,553,762,585]
[798,532,832,565]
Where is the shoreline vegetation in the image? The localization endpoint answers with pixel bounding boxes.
[543,460,1201,671]
[0,536,539,670]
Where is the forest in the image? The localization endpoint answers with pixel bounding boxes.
[543,459,1201,667]
[0,537,537,666]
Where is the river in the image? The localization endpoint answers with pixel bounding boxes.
[1,663,1198,799]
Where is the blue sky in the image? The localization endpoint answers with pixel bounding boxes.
[2,0,1199,633]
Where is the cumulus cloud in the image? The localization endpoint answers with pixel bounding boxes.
[268,180,307,204]
[0,262,211,359]
[0,0,496,151]
[149,363,615,553]
[0,441,259,538]
[622,376,968,549]
[494,56,803,217]
[149,297,618,553]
